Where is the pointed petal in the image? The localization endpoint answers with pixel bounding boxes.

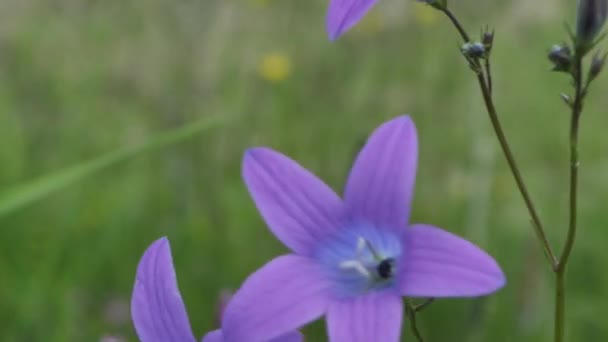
[202,330,303,342]
[327,292,403,342]
[399,224,506,297]
[344,116,418,232]
[326,0,379,40]
[243,147,346,256]
[270,331,305,342]
[222,255,330,342]
[202,330,223,342]
[131,237,196,342]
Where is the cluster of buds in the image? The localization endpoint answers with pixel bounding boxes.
[548,0,607,79]
[461,29,495,60]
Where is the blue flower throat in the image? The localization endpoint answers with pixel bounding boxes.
[316,227,402,297]
[338,237,396,284]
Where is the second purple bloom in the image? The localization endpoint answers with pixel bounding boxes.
[326,0,379,40]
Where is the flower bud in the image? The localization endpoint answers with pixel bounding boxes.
[482,29,495,53]
[461,42,486,59]
[589,50,607,80]
[576,0,607,49]
[548,44,572,72]
[560,93,573,107]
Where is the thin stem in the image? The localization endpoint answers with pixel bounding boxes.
[559,57,583,270]
[407,303,425,342]
[439,7,558,266]
[484,58,493,94]
[414,298,435,312]
[554,269,566,342]
[474,73,557,266]
[554,55,584,342]
[439,8,470,43]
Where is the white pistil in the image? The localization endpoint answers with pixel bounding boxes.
[356,237,367,257]
[339,260,372,279]
[339,236,386,280]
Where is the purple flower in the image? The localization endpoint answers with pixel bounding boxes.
[326,0,379,40]
[224,116,505,341]
[131,237,303,342]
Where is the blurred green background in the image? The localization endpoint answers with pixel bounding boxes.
[1,0,607,341]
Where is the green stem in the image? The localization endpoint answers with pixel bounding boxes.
[414,298,435,312]
[439,7,470,43]
[407,303,425,342]
[484,58,493,94]
[439,7,557,266]
[474,72,557,266]
[554,55,584,342]
[559,57,583,270]
[554,268,566,342]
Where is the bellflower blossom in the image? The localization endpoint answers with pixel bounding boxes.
[130,237,303,342]
[326,0,379,40]
[223,115,505,341]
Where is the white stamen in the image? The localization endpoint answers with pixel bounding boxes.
[339,260,372,279]
[356,237,366,257]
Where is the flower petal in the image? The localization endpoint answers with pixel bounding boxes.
[243,147,346,256]
[344,116,418,232]
[327,291,403,342]
[270,331,305,342]
[202,330,223,342]
[222,255,330,342]
[202,330,303,342]
[399,224,506,297]
[131,237,196,342]
[326,0,379,40]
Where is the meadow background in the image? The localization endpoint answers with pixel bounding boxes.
[1,0,607,341]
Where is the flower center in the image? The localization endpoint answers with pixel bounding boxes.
[315,225,402,297]
[377,258,395,279]
[338,237,396,282]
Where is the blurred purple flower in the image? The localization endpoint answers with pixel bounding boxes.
[225,115,505,341]
[103,297,130,327]
[100,336,126,342]
[131,237,303,342]
[326,0,379,40]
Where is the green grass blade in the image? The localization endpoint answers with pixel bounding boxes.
[0,114,232,217]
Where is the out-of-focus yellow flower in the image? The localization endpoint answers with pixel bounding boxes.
[354,11,384,36]
[258,52,291,83]
[413,3,440,27]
